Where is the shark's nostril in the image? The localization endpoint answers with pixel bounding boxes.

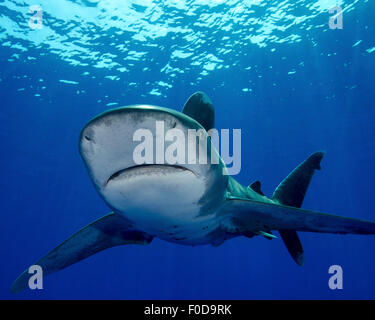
[83,128,95,143]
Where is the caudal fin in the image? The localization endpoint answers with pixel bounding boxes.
[272,152,325,266]
[272,151,325,207]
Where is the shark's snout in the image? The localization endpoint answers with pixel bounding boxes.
[79,105,207,190]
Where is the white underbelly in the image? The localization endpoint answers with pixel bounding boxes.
[102,166,219,244]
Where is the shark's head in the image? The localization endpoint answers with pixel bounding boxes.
[79,104,228,225]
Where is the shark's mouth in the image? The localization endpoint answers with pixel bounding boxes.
[106,164,197,185]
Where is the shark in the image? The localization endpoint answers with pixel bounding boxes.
[11,92,375,293]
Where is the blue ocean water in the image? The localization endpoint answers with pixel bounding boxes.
[1,0,374,299]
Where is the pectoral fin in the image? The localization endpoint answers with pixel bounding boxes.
[11,213,153,293]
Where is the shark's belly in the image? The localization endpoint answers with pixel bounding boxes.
[102,166,220,245]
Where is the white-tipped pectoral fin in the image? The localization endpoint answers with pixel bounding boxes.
[11,213,153,293]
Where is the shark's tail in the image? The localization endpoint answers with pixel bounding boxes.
[223,151,375,264]
[271,151,325,266]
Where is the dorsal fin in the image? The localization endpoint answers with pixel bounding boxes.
[182,92,214,131]
[249,180,265,196]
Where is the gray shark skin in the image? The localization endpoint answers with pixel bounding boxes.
[11,92,375,293]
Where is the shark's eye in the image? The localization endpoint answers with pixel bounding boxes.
[172,121,177,128]
[85,135,92,141]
